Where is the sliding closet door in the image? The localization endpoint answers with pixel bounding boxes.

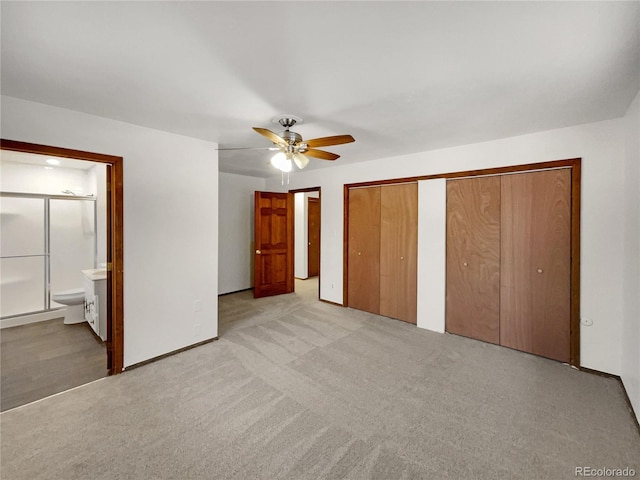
[446,177,501,343]
[348,187,381,314]
[380,183,418,324]
[500,169,571,362]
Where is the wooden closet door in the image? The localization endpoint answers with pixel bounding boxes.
[446,177,501,343]
[380,183,418,324]
[500,169,571,362]
[348,187,381,314]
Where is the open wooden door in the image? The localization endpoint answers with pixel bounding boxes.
[254,191,294,298]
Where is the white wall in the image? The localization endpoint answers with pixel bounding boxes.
[218,172,265,294]
[417,179,446,333]
[266,117,630,376]
[622,91,640,414]
[1,95,219,367]
[294,193,307,279]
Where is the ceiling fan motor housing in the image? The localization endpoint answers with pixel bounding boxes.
[281,130,302,145]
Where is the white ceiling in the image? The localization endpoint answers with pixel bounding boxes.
[2,1,639,178]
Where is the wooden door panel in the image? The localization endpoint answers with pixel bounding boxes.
[348,187,381,314]
[446,177,501,343]
[257,252,288,285]
[254,192,293,298]
[307,197,320,278]
[380,183,418,324]
[500,170,571,362]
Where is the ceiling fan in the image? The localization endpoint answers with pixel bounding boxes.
[221,115,355,173]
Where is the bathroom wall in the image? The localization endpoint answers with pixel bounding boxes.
[87,164,107,267]
[0,159,91,194]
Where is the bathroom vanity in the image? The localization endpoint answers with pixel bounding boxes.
[82,269,107,341]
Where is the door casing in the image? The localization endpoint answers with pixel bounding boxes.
[1,139,124,374]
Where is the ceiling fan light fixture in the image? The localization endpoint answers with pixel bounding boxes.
[271,151,293,172]
[270,151,285,169]
[293,153,309,169]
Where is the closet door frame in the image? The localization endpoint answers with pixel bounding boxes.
[343,158,581,366]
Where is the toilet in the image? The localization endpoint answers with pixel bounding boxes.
[51,288,86,324]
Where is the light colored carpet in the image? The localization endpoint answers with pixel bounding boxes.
[1,278,638,479]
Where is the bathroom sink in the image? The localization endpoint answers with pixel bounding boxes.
[82,269,108,279]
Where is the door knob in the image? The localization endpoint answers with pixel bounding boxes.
[463,262,468,267]
[358,252,361,256]
[537,268,543,274]
[308,242,311,246]
[400,256,404,260]
[256,250,261,254]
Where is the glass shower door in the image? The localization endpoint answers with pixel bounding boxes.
[49,199,95,296]
[0,196,47,317]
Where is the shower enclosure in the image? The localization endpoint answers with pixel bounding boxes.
[0,192,97,320]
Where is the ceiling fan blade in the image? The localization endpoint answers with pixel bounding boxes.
[304,134,355,148]
[305,149,340,161]
[253,127,287,146]
[216,146,278,151]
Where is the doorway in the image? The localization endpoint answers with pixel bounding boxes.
[307,197,320,278]
[252,187,321,301]
[0,140,124,381]
[292,187,321,299]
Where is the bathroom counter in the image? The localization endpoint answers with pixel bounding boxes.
[82,269,107,281]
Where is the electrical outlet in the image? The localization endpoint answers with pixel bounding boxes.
[194,299,202,312]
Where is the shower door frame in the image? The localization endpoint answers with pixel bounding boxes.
[1,192,98,316]
[1,139,124,375]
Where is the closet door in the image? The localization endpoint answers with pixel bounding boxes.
[348,187,381,314]
[380,183,418,324]
[446,177,501,343]
[500,169,571,362]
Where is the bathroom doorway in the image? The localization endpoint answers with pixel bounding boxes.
[0,139,123,410]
